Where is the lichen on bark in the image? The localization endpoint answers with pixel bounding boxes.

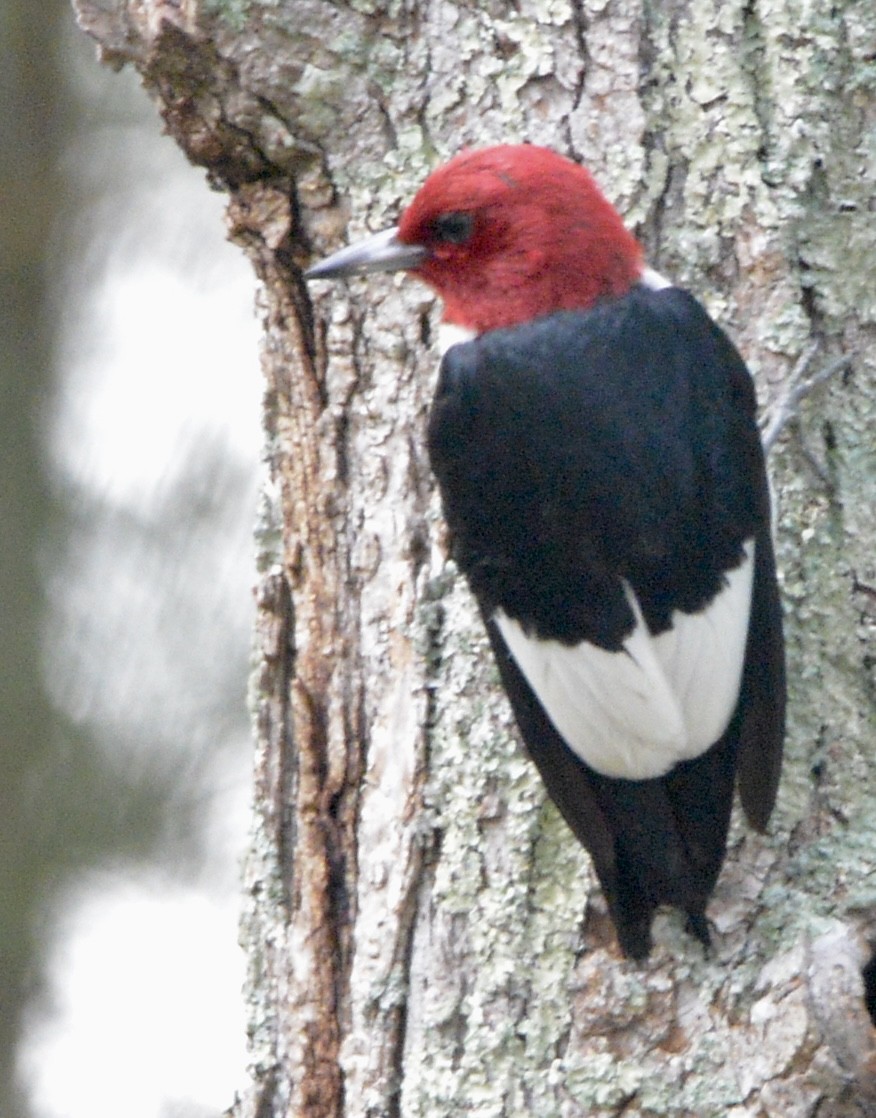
[72,1,876,1115]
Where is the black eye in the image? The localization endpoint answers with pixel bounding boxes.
[432,211,475,245]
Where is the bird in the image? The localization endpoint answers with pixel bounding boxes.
[305,144,785,960]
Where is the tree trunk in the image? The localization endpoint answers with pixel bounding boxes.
[72,2,876,1115]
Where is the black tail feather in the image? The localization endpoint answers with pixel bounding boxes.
[486,616,741,957]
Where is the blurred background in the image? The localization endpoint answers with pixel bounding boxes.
[2,4,262,1115]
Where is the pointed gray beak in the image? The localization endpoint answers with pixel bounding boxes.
[305,226,428,280]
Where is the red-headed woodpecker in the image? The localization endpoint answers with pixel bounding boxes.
[306,145,785,959]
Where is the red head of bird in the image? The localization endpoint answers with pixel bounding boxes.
[306,144,644,334]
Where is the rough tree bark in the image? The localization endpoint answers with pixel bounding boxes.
[73,2,876,1116]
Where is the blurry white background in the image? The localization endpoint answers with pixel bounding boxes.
[2,5,262,1116]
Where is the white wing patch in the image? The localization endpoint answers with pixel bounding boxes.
[493,541,755,780]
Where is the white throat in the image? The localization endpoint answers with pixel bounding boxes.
[639,266,673,291]
[438,322,478,355]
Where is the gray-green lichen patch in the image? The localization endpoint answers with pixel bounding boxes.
[202,0,251,33]
[768,334,876,933]
[401,570,589,1116]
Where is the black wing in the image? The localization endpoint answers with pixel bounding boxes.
[427,286,785,957]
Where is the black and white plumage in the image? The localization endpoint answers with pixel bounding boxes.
[306,143,786,959]
[427,287,784,958]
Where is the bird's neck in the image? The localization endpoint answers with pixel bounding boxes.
[436,262,668,342]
